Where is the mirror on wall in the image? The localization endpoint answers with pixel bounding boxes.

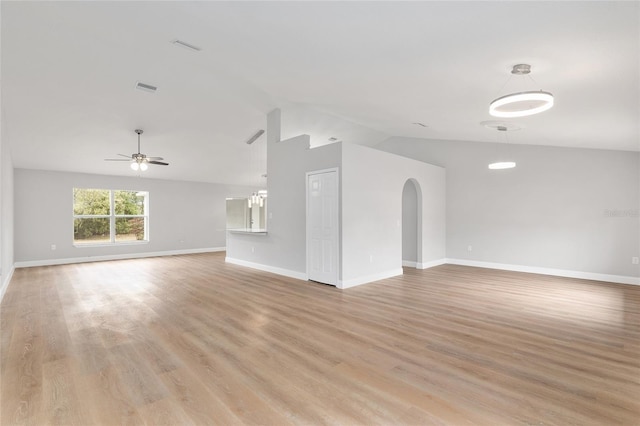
[226,193,267,233]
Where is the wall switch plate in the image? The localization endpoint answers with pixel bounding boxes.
[251,247,255,253]
[369,255,374,263]
[51,244,56,250]
[467,245,473,252]
[633,257,639,265]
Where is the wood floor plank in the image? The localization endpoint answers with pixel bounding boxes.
[1,252,639,425]
[74,365,144,425]
[41,357,91,425]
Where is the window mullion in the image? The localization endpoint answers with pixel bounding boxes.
[110,190,116,243]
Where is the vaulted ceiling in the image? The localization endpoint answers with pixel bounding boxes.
[2,2,638,185]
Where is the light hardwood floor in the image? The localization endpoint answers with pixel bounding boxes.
[1,252,639,425]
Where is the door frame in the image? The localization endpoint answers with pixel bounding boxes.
[305,167,340,285]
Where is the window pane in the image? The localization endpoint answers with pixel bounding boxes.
[73,188,110,215]
[115,190,146,215]
[74,218,110,244]
[115,217,146,242]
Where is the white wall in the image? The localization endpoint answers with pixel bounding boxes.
[226,125,342,279]
[227,109,447,288]
[0,120,15,300]
[341,143,445,287]
[376,137,640,281]
[0,4,16,300]
[14,169,253,265]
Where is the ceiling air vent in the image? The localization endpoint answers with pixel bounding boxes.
[245,129,265,145]
[135,82,157,93]
[171,39,202,52]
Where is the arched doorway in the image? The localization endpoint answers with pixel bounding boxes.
[402,179,422,268]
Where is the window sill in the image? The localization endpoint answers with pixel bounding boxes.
[228,229,268,235]
[73,241,149,248]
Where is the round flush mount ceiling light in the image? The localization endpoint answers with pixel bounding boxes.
[489,64,554,118]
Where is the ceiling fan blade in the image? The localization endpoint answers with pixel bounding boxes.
[148,161,169,166]
[117,153,132,158]
[146,156,164,160]
[105,158,132,161]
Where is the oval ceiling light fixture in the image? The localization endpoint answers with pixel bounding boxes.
[488,161,516,170]
[489,64,554,118]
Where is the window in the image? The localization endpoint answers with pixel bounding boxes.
[73,188,148,245]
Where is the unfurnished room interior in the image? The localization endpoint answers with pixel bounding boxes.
[0,2,638,425]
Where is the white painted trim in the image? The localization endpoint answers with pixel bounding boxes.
[417,258,447,270]
[0,265,15,303]
[338,268,403,289]
[14,247,226,268]
[445,258,640,286]
[402,260,417,268]
[225,257,308,281]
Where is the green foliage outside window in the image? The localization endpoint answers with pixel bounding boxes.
[73,188,147,244]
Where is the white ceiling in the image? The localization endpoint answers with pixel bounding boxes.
[2,1,638,185]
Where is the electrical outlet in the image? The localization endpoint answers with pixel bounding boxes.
[51,244,56,251]
[633,257,639,265]
[467,245,473,252]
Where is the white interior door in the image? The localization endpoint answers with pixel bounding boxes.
[307,169,339,286]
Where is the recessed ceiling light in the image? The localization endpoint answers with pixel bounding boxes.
[171,39,202,52]
[135,81,157,93]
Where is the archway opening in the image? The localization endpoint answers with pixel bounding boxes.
[402,179,423,268]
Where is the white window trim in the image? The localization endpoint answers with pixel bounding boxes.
[73,189,149,247]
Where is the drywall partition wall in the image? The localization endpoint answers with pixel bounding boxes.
[376,137,640,283]
[225,134,342,278]
[13,169,254,266]
[340,143,446,288]
[0,123,15,301]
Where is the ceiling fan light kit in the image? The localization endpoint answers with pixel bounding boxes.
[489,64,554,118]
[105,129,169,171]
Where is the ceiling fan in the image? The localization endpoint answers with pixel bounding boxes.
[105,129,169,171]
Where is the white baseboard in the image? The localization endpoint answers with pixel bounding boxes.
[14,247,226,268]
[417,258,447,270]
[403,259,447,269]
[225,257,308,281]
[0,265,15,303]
[338,268,403,289]
[445,258,640,286]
